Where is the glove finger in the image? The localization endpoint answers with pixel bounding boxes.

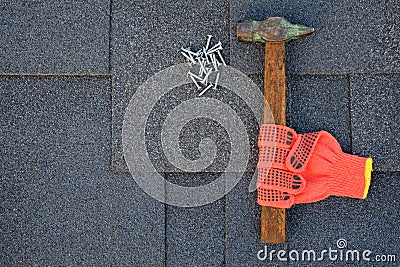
[258,124,297,149]
[286,131,337,172]
[257,146,291,169]
[258,124,297,170]
[257,168,306,194]
[257,188,294,208]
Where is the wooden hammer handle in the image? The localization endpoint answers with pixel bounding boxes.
[261,42,286,244]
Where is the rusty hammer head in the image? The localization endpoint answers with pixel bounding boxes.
[237,17,314,43]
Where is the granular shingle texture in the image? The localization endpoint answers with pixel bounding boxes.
[286,172,400,266]
[0,1,110,73]
[0,77,165,266]
[165,173,225,266]
[111,0,231,172]
[231,0,400,74]
[350,74,400,171]
[226,171,399,267]
[287,75,351,152]
[1,0,400,265]
[226,172,288,266]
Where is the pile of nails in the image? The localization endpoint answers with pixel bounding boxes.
[181,35,226,96]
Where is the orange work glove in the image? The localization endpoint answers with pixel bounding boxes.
[257,124,373,208]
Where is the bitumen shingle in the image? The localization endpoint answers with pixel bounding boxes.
[165,174,225,266]
[0,1,110,73]
[350,74,400,171]
[126,82,259,174]
[111,0,231,172]
[222,72,358,265]
[230,0,400,75]
[287,74,351,152]
[0,77,164,266]
[226,172,288,266]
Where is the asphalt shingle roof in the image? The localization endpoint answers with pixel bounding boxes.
[1,0,399,266]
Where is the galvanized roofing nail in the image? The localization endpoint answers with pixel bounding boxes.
[217,50,226,66]
[211,54,218,71]
[199,65,205,76]
[198,84,213,96]
[181,51,196,64]
[191,76,202,89]
[208,41,222,52]
[197,57,206,74]
[205,35,212,50]
[214,72,220,89]
[188,72,202,89]
[181,47,197,56]
[203,48,210,64]
[182,38,225,92]
[202,68,213,84]
[188,71,203,81]
[207,46,222,55]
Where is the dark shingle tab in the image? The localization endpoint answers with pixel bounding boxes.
[111,0,231,172]
[0,1,110,73]
[350,74,400,171]
[165,173,225,266]
[287,75,351,152]
[231,0,400,74]
[0,77,165,266]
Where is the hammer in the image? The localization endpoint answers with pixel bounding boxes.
[237,17,314,244]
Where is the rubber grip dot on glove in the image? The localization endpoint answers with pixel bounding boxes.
[257,168,305,194]
[257,146,289,169]
[257,188,294,208]
[288,132,320,171]
[258,124,297,148]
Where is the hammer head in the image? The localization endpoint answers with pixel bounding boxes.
[237,17,314,43]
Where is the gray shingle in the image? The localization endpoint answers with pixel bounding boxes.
[0,77,164,266]
[165,173,225,266]
[350,74,400,171]
[226,172,287,266]
[287,75,351,152]
[0,1,109,73]
[111,0,231,172]
[231,0,400,75]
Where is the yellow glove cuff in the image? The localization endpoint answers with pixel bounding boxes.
[362,158,373,199]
